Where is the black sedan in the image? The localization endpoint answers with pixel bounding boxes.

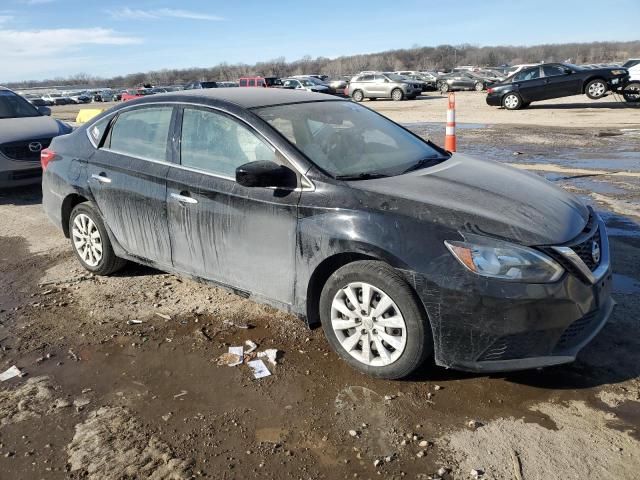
[42,89,613,378]
[486,63,629,110]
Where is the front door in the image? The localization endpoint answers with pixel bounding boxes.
[542,64,582,99]
[166,106,300,304]
[88,105,174,267]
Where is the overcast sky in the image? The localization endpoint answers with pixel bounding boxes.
[1,0,638,82]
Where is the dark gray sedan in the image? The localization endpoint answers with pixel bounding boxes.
[42,89,614,379]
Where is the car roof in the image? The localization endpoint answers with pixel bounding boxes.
[145,87,341,109]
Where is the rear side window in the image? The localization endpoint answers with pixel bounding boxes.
[248,79,256,87]
[108,107,173,161]
[180,108,276,178]
[239,79,248,87]
[89,116,111,146]
[514,68,540,82]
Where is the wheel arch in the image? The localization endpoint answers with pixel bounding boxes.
[61,193,89,238]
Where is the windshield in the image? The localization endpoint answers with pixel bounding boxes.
[0,90,41,119]
[384,73,405,81]
[254,101,447,178]
[300,80,315,87]
[623,59,640,68]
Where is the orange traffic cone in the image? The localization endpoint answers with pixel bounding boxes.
[444,93,457,152]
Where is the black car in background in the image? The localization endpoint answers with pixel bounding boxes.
[42,89,613,379]
[184,81,218,89]
[486,63,629,110]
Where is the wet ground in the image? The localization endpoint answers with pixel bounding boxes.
[1,124,639,479]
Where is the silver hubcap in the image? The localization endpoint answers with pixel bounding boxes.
[588,82,606,97]
[72,213,103,267]
[331,282,407,367]
[475,83,483,91]
[392,90,402,100]
[505,95,519,109]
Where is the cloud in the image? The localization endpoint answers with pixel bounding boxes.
[0,15,13,24]
[0,27,141,57]
[111,7,224,21]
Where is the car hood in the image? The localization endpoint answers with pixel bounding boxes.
[351,154,589,246]
[0,116,66,144]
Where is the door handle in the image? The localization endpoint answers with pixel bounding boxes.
[91,173,111,184]
[170,192,198,205]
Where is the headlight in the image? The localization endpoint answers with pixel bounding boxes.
[611,70,626,76]
[444,235,564,283]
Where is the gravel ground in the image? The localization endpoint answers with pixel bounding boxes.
[1,101,639,479]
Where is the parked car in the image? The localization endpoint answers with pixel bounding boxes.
[328,78,348,94]
[42,88,614,379]
[486,63,630,110]
[23,94,50,107]
[68,91,92,104]
[281,78,329,94]
[349,73,419,101]
[42,92,73,105]
[238,77,282,88]
[184,81,218,90]
[397,71,438,90]
[121,89,154,102]
[438,72,488,92]
[0,87,72,187]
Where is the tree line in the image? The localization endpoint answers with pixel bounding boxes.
[6,40,639,89]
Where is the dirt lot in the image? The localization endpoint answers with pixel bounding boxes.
[1,96,639,479]
[54,90,640,128]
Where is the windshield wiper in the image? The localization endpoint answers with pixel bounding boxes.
[336,172,390,181]
[401,157,442,174]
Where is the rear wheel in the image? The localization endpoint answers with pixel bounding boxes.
[585,79,607,99]
[440,82,450,93]
[502,93,522,110]
[319,261,432,379]
[69,202,126,276]
[351,90,364,102]
[474,82,484,92]
[391,88,404,101]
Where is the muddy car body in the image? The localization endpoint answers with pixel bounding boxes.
[42,89,614,378]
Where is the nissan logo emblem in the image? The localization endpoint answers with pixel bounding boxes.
[28,142,43,153]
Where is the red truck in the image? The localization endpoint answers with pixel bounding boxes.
[120,88,153,101]
[238,77,282,87]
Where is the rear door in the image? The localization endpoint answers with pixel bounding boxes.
[166,106,300,303]
[542,64,582,98]
[512,67,545,102]
[88,105,174,267]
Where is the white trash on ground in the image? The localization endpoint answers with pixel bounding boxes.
[0,365,22,381]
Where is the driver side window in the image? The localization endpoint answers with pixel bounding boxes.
[515,68,541,82]
[180,108,276,179]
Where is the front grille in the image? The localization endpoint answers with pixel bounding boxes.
[554,311,599,352]
[570,229,601,271]
[0,138,51,162]
[10,168,41,180]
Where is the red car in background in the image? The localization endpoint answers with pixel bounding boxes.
[239,76,282,87]
[120,89,153,101]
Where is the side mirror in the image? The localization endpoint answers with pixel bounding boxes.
[236,161,297,189]
[38,106,51,116]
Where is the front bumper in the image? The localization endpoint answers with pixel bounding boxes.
[404,215,615,373]
[0,154,42,188]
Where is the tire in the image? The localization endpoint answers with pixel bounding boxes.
[622,82,640,103]
[69,202,126,276]
[319,260,433,379]
[502,93,522,110]
[351,90,364,102]
[440,82,450,93]
[585,79,608,99]
[474,82,484,92]
[391,88,404,101]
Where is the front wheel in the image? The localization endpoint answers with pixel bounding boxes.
[319,261,433,379]
[69,202,126,276]
[440,82,450,93]
[502,93,522,110]
[585,79,608,99]
[391,88,404,101]
[351,90,364,102]
[474,82,484,92]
